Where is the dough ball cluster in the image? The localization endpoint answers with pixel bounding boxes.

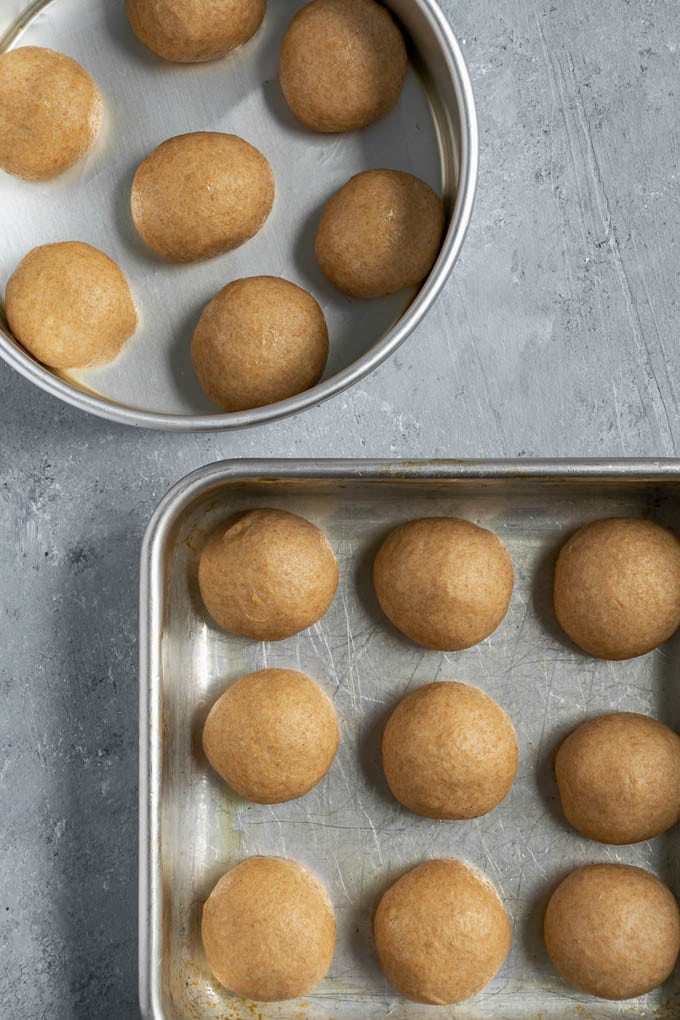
[0,46,103,181]
[198,508,338,640]
[279,0,408,133]
[126,0,265,63]
[2,8,447,414]
[202,668,339,803]
[6,242,137,370]
[202,856,336,1002]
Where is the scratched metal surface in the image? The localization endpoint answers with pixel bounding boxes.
[142,462,680,1020]
[0,0,454,425]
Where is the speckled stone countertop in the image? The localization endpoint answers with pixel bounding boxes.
[1,1,679,1017]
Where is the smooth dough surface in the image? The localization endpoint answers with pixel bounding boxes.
[373,516,513,650]
[202,668,339,803]
[555,712,680,844]
[5,242,137,370]
[192,276,328,411]
[126,0,265,62]
[544,864,680,1000]
[374,859,511,1005]
[0,47,102,181]
[202,856,336,1001]
[382,682,518,819]
[279,0,407,132]
[554,517,680,659]
[315,170,445,298]
[131,132,274,262]
[198,508,338,640]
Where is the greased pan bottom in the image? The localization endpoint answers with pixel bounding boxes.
[140,460,680,1019]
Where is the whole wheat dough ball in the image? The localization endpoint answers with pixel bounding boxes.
[544,864,680,1000]
[191,276,328,411]
[374,859,511,1005]
[198,508,338,640]
[279,0,407,133]
[554,517,680,659]
[203,668,339,803]
[373,517,513,650]
[131,132,274,262]
[0,47,103,181]
[555,712,680,844]
[382,682,518,819]
[315,169,445,298]
[126,0,265,63]
[202,856,336,1001]
[5,242,137,370]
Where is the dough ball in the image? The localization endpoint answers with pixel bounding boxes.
[202,856,336,1001]
[131,132,274,262]
[279,0,407,133]
[198,508,338,640]
[373,516,513,650]
[315,169,445,298]
[374,859,511,1005]
[555,712,680,844]
[191,276,328,412]
[382,682,518,819]
[544,864,680,1000]
[554,517,680,659]
[126,0,265,63]
[203,668,339,803]
[5,242,137,370]
[0,47,103,181]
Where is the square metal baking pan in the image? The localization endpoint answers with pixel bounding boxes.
[139,460,680,1020]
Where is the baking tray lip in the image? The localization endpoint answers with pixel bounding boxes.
[0,0,479,433]
[140,456,680,555]
[138,456,680,1020]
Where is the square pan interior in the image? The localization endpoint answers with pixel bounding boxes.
[140,461,680,1020]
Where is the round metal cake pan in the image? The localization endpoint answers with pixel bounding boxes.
[0,0,478,431]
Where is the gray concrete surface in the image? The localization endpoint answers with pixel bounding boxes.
[1,0,679,1017]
